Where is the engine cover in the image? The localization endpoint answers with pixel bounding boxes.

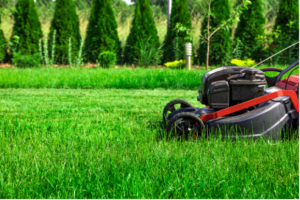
[198,67,266,110]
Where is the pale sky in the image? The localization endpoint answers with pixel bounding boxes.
[122,0,134,5]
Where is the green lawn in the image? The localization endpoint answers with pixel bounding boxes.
[0,88,298,198]
[0,65,297,90]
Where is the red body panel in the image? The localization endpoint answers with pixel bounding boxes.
[200,90,299,122]
[276,74,299,91]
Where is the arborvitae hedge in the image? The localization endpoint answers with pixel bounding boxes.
[0,17,6,62]
[83,0,121,63]
[274,0,299,41]
[234,0,265,61]
[162,0,192,63]
[123,0,159,64]
[10,0,42,55]
[274,0,299,63]
[49,0,81,64]
[197,0,232,66]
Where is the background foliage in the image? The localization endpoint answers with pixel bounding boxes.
[234,0,266,61]
[83,0,121,63]
[123,0,160,65]
[10,0,43,56]
[274,0,299,41]
[48,0,81,64]
[197,0,232,65]
[162,0,192,63]
[0,17,6,62]
[0,0,298,65]
[272,0,299,63]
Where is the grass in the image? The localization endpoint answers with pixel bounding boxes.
[0,65,298,89]
[0,88,298,198]
[0,67,208,89]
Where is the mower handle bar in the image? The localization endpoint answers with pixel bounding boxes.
[276,60,299,84]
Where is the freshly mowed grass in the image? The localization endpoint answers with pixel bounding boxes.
[0,65,298,90]
[0,88,298,198]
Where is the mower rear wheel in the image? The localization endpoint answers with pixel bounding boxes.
[163,99,193,123]
[166,112,205,140]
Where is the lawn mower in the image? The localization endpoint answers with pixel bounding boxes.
[163,60,299,141]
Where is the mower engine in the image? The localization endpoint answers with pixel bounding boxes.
[198,67,266,110]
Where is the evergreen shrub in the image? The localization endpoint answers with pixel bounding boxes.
[234,0,265,61]
[274,0,299,42]
[271,0,299,63]
[197,0,232,65]
[48,0,81,64]
[10,0,43,56]
[0,18,6,62]
[12,52,41,68]
[162,0,192,63]
[98,51,116,68]
[124,0,160,65]
[83,0,121,63]
[133,37,163,67]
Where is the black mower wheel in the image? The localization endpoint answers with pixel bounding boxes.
[166,112,205,140]
[163,99,193,123]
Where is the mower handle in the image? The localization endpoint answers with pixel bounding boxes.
[260,68,283,88]
[260,60,299,87]
[260,68,283,73]
[276,60,299,84]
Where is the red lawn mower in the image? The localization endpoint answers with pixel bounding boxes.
[163,60,299,140]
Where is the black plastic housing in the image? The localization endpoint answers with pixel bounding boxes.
[207,81,230,109]
[198,67,266,107]
[199,67,247,105]
[229,69,266,103]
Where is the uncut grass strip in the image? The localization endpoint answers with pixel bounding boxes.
[0,65,297,89]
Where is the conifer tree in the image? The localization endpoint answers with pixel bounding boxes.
[162,0,192,63]
[274,0,299,63]
[49,0,81,64]
[0,17,6,62]
[83,0,121,63]
[197,0,232,66]
[234,0,265,61]
[123,0,160,64]
[274,0,299,41]
[10,0,43,55]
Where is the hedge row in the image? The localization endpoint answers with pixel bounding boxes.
[0,0,299,65]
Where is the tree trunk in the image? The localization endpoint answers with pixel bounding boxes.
[206,37,210,70]
[206,0,211,70]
